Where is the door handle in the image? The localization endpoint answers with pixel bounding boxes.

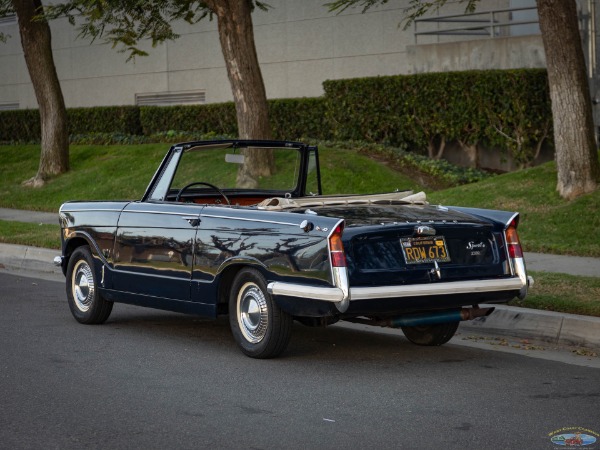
[182,216,201,227]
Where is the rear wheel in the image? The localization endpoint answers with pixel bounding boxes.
[66,246,113,324]
[400,322,459,346]
[229,268,292,358]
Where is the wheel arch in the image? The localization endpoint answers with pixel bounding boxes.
[62,233,105,276]
[215,260,271,315]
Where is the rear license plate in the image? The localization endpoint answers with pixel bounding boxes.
[400,236,451,264]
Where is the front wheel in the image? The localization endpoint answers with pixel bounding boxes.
[400,322,459,346]
[229,268,292,358]
[66,246,113,324]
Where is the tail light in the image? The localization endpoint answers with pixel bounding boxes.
[505,219,523,258]
[329,223,347,267]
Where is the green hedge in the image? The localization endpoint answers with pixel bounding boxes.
[269,97,329,140]
[0,106,142,142]
[323,69,552,165]
[139,98,328,140]
[0,98,329,142]
[140,103,238,136]
[0,109,40,143]
[0,69,552,167]
[68,106,142,135]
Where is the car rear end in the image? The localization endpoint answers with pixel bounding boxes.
[321,203,531,316]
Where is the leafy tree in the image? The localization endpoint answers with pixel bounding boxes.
[0,0,69,187]
[46,0,274,188]
[327,0,600,199]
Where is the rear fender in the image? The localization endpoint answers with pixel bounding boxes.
[445,206,518,229]
[212,257,270,314]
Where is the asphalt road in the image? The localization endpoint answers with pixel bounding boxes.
[1,272,599,450]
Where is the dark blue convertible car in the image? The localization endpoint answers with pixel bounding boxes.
[55,140,533,358]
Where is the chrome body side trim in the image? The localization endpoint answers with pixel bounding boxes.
[200,213,299,227]
[118,209,199,217]
[59,208,124,213]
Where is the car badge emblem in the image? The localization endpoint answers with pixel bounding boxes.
[467,241,486,256]
[415,225,436,236]
[467,241,486,250]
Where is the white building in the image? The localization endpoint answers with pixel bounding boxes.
[0,0,597,111]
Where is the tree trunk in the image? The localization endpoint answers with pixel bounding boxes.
[537,0,600,199]
[206,0,274,188]
[458,140,479,168]
[12,0,69,187]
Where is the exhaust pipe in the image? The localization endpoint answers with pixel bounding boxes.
[346,306,495,328]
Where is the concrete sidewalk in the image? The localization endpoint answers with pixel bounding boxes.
[525,252,600,278]
[0,207,58,225]
[1,208,599,350]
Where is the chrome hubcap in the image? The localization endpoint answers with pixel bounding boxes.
[237,282,268,344]
[72,260,95,312]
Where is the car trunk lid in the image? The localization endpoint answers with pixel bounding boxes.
[309,204,509,287]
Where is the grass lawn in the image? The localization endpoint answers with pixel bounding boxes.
[319,146,424,194]
[0,144,422,212]
[428,161,600,257]
[0,220,60,249]
[510,271,600,317]
[0,144,167,211]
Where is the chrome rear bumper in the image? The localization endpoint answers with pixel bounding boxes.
[268,276,527,314]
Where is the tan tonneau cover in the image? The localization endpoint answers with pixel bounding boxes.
[257,191,427,210]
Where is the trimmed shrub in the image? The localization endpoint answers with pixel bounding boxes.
[0,106,142,142]
[323,69,552,166]
[140,103,238,136]
[269,97,329,140]
[68,106,142,135]
[0,68,551,169]
[139,98,329,140]
[0,109,40,143]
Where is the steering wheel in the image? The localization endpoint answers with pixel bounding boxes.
[175,181,231,205]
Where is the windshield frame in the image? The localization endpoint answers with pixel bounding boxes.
[142,140,319,203]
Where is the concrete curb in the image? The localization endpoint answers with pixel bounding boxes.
[1,242,599,350]
[0,243,63,278]
[460,305,600,350]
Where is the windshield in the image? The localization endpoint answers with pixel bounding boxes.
[170,145,302,192]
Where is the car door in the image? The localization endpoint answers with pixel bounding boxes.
[112,201,204,303]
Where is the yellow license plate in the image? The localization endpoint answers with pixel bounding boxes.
[400,236,451,264]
